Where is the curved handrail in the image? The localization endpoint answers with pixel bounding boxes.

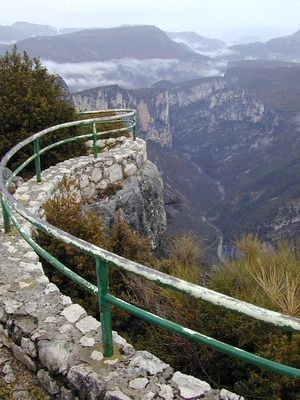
[0,109,299,380]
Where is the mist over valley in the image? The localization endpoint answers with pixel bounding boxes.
[1,21,300,258]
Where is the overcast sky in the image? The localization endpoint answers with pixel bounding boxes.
[1,0,299,39]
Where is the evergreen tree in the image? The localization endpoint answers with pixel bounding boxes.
[0,46,86,171]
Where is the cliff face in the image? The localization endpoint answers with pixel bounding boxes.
[78,137,166,249]
[89,160,166,249]
[72,69,299,250]
[73,86,171,146]
[72,76,279,152]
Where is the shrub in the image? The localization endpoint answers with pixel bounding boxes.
[34,176,300,399]
[0,46,87,173]
[34,175,153,325]
[128,234,300,398]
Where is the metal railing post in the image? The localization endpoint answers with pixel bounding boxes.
[33,138,41,182]
[1,195,11,233]
[95,256,113,357]
[133,114,136,141]
[92,121,98,158]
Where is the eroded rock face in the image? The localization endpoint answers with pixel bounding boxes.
[72,71,299,248]
[41,136,166,249]
[88,160,166,249]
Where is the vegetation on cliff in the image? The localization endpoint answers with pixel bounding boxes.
[35,176,300,400]
[0,47,86,172]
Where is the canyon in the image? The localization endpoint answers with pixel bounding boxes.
[72,61,300,258]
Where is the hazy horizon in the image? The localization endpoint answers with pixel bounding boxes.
[1,0,299,42]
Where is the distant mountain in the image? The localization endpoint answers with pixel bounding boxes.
[1,25,212,62]
[0,21,55,44]
[0,21,83,44]
[0,25,221,92]
[166,31,226,55]
[220,26,294,44]
[72,60,300,258]
[225,60,300,114]
[217,30,300,62]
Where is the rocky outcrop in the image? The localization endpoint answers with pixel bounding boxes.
[88,160,166,249]
[72,70,299,248]
[0,147,243,400]
[69,136,166,249]
[3,167,23,194]
[73,86,171,146]
[71,76,281,158]
[258,199,300,243]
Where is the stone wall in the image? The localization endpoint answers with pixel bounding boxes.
[0,137,243,399]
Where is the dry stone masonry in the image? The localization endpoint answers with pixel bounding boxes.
[0,137,243,399]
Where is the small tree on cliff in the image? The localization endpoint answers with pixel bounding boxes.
[0,46,86,171]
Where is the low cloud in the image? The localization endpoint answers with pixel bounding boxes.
[293,113,300,131]
[43,58,180,92]
[42,58,223,93]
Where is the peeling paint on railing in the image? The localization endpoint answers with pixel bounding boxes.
[0,110,299,381]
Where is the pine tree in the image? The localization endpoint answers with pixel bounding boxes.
[0,46,86,171]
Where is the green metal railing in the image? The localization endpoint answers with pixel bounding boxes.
[0,109,300,380]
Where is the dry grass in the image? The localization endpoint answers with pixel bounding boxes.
[211,235,300,317]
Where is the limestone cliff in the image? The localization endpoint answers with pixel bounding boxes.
[76,137,166,249]
[72,68,299,250]
[73,86,171,146]
[88,160,166,249]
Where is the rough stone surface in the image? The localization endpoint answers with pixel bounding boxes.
[171,371,211,398]
[37,369,60,395]
[89,160,166,249]
[220,389,245,400]
[0,137,243,399]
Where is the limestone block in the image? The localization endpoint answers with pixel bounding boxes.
[20,261,43,273]
[61,295,73,306]
[158,384,174,400]
[11,343,36,371]
[124,163,137,177]
[90,168,103,183]
[61,304,87,323]
[21,337,37,358]
[129,377,149,390]
[91,350,104,361]
[80,174,89,188]
[67,363,106,399]
[38,339,71,375]
[171,371,211,399]
[37,369,60,395]
[96,140,106,149]
[58,324,73,335]
[75,316,101,334]
[44,282,59,294]
[104,159,114,167]
[24,302,37,314]
[220,389,245,400]
[0,325,9,347]
[96,179,109,190]
[0,285,11,297]
[61,386,79,400]
[108,163,123,183]
[81,182,96,200]
[136,153,146,169]
[129,351,169,376]
[80,336,95,347]
[104,390,132,400]
[3,362,16,384]
[3,299,23,314]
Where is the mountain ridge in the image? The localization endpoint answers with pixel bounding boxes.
[0,25,212,63]
[72,61,300,256]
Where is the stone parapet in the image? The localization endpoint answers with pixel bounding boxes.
[0,137,243,399]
